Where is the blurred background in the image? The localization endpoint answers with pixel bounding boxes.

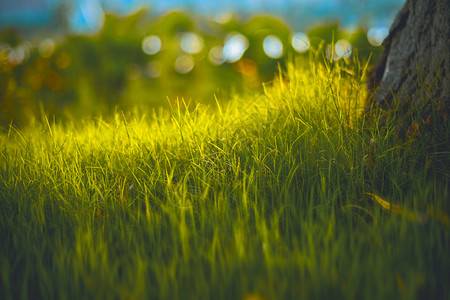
[0,0,405,126]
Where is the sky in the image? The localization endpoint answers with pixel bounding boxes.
[0,0,406,34]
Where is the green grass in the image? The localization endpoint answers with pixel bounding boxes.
[0,54,449,300]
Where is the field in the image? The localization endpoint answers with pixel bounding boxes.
[0,54,449,299]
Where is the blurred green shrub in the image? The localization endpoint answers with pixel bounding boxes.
[0,10,383,127]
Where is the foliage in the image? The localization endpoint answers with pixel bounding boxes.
[0,10,383,127]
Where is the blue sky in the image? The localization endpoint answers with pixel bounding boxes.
[0,0,405,34]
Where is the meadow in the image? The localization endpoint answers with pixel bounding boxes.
[0,52,449,299]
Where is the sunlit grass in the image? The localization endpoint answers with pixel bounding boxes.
[0,52,448,300]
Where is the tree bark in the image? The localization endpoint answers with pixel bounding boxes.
[367,0,449,111]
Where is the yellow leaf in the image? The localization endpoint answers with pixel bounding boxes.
[365,193,403,214]
[366,193,449,226]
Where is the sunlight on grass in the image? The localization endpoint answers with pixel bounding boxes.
[0,52,448,299]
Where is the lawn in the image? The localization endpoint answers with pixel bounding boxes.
[0,53,448,299]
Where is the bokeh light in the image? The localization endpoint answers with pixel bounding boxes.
[222,33,249,63]
[146,61,162,78]
[142,35,162,55]
[367,27,389,46]
[327,40,352,61]
[175,54,194,74]
[335,39,352,59]
[55,52,72,69]
[180,32,204,54]
[7,45,26,65]
[38,38,55,58]
[208,46,225,65]
[291,32,310,53]
[263,35,283,59]
[236,58,258,77]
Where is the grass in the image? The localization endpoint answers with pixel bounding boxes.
[0,53,449,300]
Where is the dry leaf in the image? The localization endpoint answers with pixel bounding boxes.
[366,193,449,226]
[366,193,403,214]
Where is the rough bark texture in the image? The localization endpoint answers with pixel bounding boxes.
[368,0,449,109]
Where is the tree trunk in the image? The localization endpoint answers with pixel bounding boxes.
[367,0,449,112]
